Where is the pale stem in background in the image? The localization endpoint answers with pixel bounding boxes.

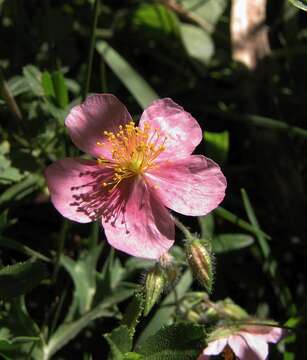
[231,0,271,70]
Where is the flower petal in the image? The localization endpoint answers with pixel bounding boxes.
[65,94,132,158]
[240,332,269,360]
[45,158,113,223]
[139,98,203,160]
[146,155,226,216]
[266,327,287,343]
[102,178,174,259]
[228,335,259,360]
[196,355,210,360]
[244,325,286,344]
[203,339,227,355]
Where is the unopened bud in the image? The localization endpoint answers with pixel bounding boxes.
[186,239,214,293]
[143,264,166,316]
[159,252,179,285]
[221,299,248,320]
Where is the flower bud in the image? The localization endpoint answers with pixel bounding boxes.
[221,298,248,320]
[185,239,214,293]
[143,264,166,316]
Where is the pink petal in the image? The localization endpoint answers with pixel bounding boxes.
[139,98,203,160]
[203,339,227,355]
[244,325,286,344]
[228,335,260,360]
[65,94,132,159]
[240,332,269,360]
[266,327,287,343]
[45,158,113,223]
[197,355,210,360]
[102,178,174,259]
[145,155,226,216]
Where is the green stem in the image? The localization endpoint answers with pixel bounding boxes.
[52,220,69,282]
[172,216,193,240]
[83,0,100,100]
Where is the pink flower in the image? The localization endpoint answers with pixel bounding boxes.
[199,324,286,360]
[45,94,226,259]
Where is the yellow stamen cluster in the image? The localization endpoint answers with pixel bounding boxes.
[97,121,166,190]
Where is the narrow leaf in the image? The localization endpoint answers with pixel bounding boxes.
[122,290,145,337]
[96,41,158,109]
[212,233,254,253]
[289,0,307,11]
[104,325,132,360]
[214,207,271,240]
[52,71,69,109]
[138,322,205,360]
[41,71,55,97]
[137,270,193,345]
[0,260,48,300]
[0,236,50,262]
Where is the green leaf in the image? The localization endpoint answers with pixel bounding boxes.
[0,142,23,185]
[198,214,215,239]
[179,0,227,33]
[60,243,103,314]
[214,207,271,240]
[124,353,143,360]
[51,70,69,109]
[205,131,229,164]
[44,303,112,360]
[289,0,307,11]
[122,290,145,337]
[7,76,29,97]
[181,24,214,65]
[132,3,180,38]
[137,270,193,345]
[209,109,307,139]
[44,283,135,360]
[0,296,42,359]
[22,65,44,97]
[96,41,158,109]
[0,260,48,300]
[0,236,50,262]
[104,325,132,360]
[138,323,205,360]
[41,71,55,98]
[212,233,254,253]
[96,249,125,300]
[0,175,42,210]
[241,189,297,316]
[45,282,136,359]
[240,189,270,258]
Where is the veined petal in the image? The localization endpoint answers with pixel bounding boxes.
[244,325,286,344]
[203,339,227,356]
[240,332,269,360]
[139,98,203,160]
[102,178,174,259]
[65,94,132,159]
[228,335,253,360]
[146,155,226,216]
[45,158,113,223]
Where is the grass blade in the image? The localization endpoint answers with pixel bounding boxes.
[96,41,158,109]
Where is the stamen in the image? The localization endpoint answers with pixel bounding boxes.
[97,121,167,191]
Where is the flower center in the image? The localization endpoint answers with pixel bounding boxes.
[97,121,166,190]
[223,345,236,360]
